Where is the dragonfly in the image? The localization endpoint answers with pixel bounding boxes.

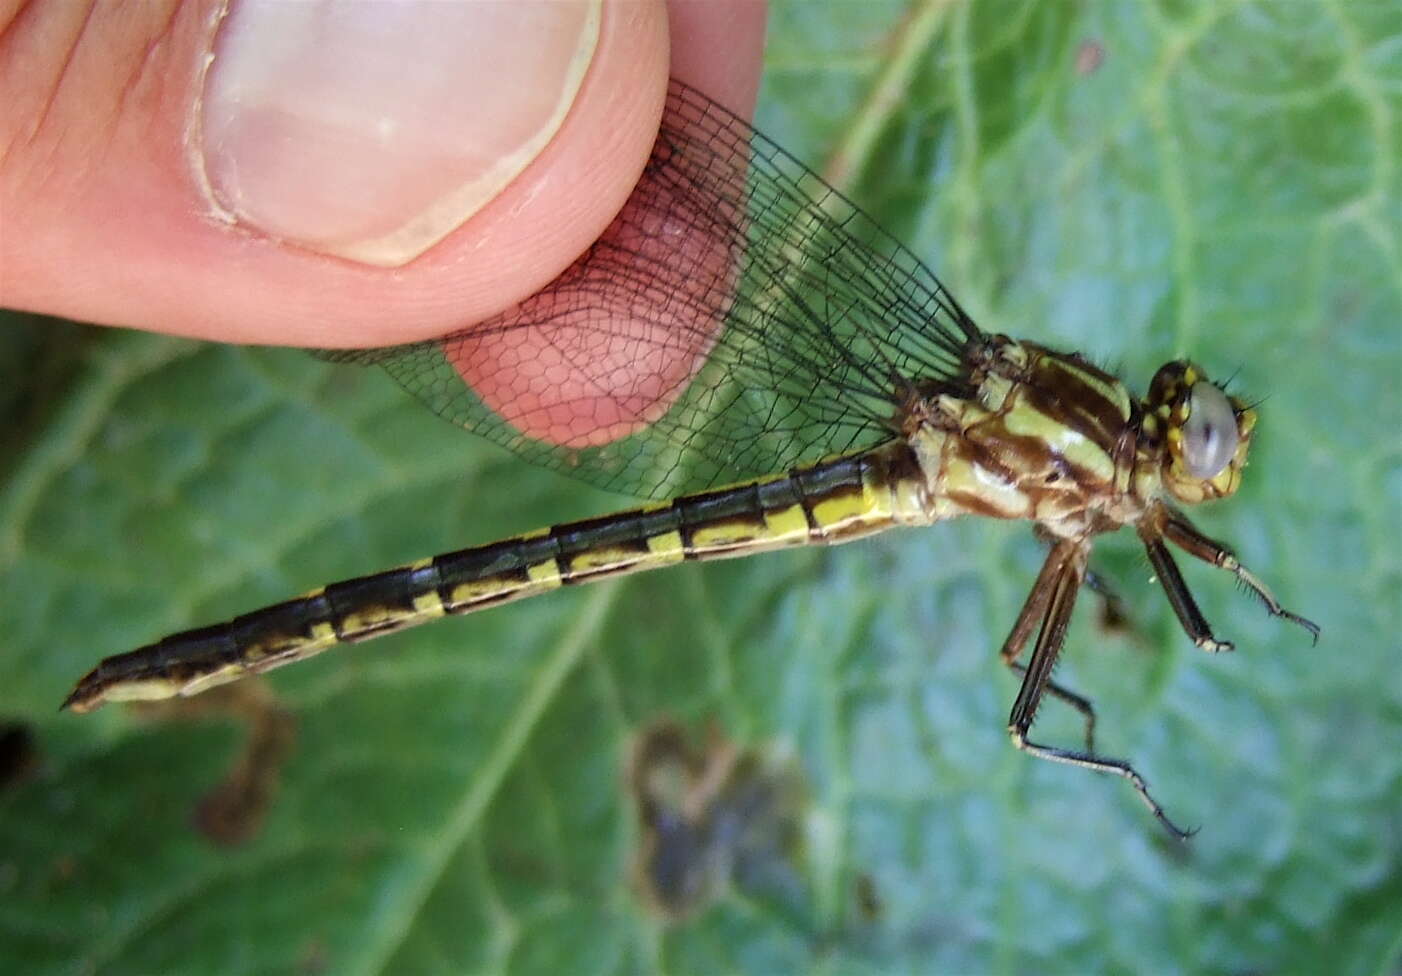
[64,80,1318,837]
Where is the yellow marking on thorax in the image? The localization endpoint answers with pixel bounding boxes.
[1002,394,1115,482]
[909,422,1030,521]
[888,471,935,524]
[1133,466,1162,504]
[941,455,1033,518]
[979,373,1015,411]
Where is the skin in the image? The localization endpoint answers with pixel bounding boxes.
[0,0,767,352]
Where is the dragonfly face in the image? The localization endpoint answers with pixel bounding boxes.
[1141,360,1257,505]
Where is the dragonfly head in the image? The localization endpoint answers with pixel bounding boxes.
[1143,361,1256,504]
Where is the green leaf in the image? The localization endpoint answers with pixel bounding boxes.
[3,2,1400,972]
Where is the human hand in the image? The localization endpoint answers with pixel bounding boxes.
[0,0,765,349]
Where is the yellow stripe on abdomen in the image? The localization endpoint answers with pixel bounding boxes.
[806,460,910,542]
[762,502,810,542]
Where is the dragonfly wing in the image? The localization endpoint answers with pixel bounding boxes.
[320,80,984,500]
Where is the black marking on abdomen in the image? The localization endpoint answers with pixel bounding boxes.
[324,566,430,640]
[229,593,333,652]
[676,480,767,556]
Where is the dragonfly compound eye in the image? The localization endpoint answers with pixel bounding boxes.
[1181,382,1239,479]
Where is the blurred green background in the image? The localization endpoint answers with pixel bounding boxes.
[2,1,1400,973]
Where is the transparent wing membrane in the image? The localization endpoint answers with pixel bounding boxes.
[322,81,981,499]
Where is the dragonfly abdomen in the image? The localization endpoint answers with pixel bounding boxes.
[63,443,930,713]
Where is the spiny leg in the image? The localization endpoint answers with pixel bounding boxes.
[1160,510,1320,643]
[1006,540,1193,840]
[1004,662,1098,753]
[1139,530,1233,653]
[1001,543,1097,753]
[1042,524,1132,636]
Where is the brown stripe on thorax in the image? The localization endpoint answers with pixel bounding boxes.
[1020,348,1131,460]
[958,423,1055,486]
[941,486,1019,520]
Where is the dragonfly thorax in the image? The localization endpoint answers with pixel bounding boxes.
[901,339,1146,538]
[897,340,1260,543]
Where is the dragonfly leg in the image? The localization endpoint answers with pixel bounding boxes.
[1006,539,1193,840]
[1138,530,1234,653]
[1041,519,1136,644]
[1001,543,1097,753]
[1008,733,1194,841]
[1004,662,1097,754]
[1160,510,1320,644]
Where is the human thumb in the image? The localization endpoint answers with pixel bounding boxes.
[0,0,669,346]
